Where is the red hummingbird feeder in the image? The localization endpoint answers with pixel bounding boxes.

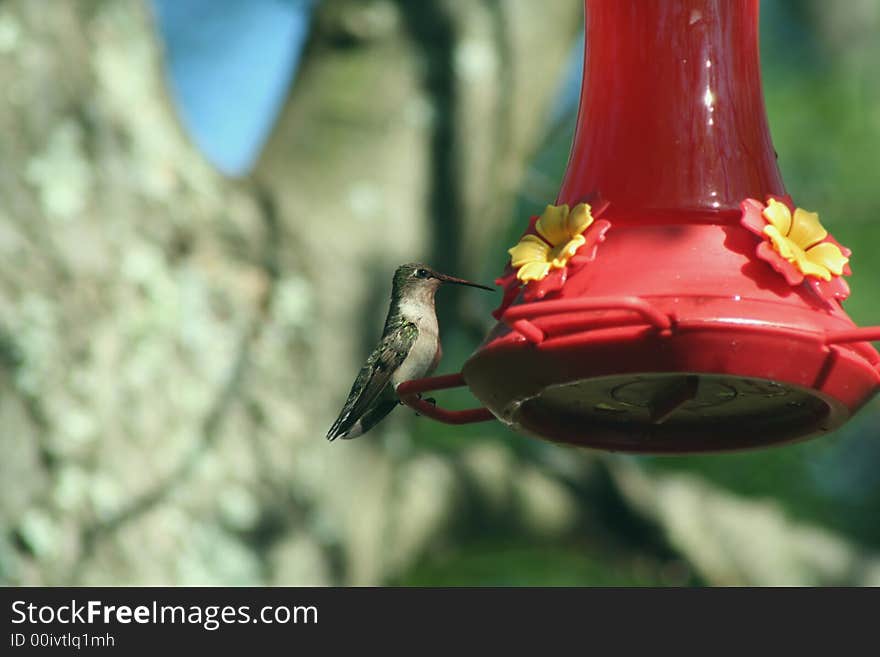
[399,0,880,453]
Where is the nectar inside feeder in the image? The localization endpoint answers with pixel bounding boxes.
[398,0,880,453]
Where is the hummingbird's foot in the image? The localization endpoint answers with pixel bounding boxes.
[406,395,436,416]
[403,393,436,404]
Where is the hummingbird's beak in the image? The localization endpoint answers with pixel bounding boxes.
[434,273,494,291]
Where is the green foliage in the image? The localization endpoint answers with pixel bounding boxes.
[399,542,691,587]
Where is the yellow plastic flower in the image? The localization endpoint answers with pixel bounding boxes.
[761,199,848,281]
[508,203,594,283]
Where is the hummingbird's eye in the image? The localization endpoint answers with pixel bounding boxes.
[416,268,430,278]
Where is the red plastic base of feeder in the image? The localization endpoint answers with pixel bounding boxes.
[400,299,880,453]
[463,303,880,453]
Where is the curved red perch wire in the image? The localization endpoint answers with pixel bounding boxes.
[397,373,496,425]
[502,296,673,344]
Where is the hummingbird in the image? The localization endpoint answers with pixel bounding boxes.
[327,263,493,441]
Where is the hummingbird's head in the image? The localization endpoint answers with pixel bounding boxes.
[392,263,493,297]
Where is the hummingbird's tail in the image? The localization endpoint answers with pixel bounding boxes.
[326,415,351,441]
[326,418,359,441]
[327,397,399,441]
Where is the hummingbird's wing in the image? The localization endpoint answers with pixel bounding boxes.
[326,321,419,440]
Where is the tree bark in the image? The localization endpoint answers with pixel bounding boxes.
[0,0,581,585]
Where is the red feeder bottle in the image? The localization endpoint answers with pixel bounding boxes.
[399,0,880,452]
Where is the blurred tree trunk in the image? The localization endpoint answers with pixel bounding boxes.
[0,0,582,585]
